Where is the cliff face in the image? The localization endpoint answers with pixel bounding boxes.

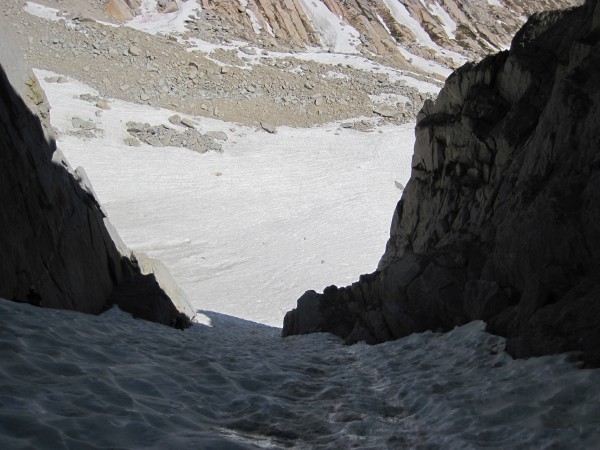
[0,27,193,328]
[195,0,581,58]
[283,0,600,366]
[104,0,581,70]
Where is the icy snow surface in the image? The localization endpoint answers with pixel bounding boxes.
[2,298,599,448]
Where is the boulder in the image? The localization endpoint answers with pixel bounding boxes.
[283,0,600,366]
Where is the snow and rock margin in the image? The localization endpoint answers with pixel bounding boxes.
[284,0,600,367]
[0,22,193,327]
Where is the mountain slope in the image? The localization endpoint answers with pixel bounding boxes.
[132,0,583,67]
[283,0,600,366]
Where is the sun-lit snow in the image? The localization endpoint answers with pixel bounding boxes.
[398,46,453,78]
[37,69,412,326]
[382,0,467,67]
[297,0,362,53]
[246,8,262,35]
[23,1,61,21]
[128,0,200,35]
[370,92,411,106]
[428,2,457,39]
[383,0,439,48]
[377,13,393,35]
[238,0,262,34]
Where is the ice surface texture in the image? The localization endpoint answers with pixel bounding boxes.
[1,298,599,448]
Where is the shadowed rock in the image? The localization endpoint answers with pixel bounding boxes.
[284,0,600,366]
[0,27,192,328]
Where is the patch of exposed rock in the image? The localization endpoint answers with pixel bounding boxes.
[124,120,225,152]
[283,0,600,366]
[0,24,193,328]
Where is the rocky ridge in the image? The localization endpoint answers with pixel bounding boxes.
[105,0,582,66]
[283,0,600,366]
[0,22,194,327]
[5,0,437,129]
[6,0,580,131]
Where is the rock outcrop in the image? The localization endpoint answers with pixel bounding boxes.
[0,24,193,328]
[187,0,581,67]
[284,0,600,366]
[105,0,142,21]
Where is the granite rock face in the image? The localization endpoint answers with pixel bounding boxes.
[0,29,193,328]
[284,0,600,366]
[188,0,580,68]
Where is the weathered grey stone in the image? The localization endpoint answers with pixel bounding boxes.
[373,106,401,118]
[162,1,179,14]
[123,136,141,146]
[180,117,196,128]
[168,114,181,125]
[0,30,193,329]
[128,45,142,56]
[206,131,228,141]
[261,122,277,133]
[239,46,256,55]
[283,0,600,367]
[96,99,111,110]
[126,121,146,133]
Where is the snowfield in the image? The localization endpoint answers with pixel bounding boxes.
[37,69,413,326]
[2,299,599,448]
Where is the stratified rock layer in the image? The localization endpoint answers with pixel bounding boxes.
[0,28,192,328]
[284,0,600,366]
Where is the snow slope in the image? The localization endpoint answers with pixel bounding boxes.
[127,0,199,35]
[382,0,467,66]
[2,297,599,448]
[297,0,362,53]
[38,70,413,326]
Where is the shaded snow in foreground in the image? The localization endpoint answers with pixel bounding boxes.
[2,298,599,449]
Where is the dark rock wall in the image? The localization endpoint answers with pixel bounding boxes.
[0,59,190,328]
[284,0,600,366]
